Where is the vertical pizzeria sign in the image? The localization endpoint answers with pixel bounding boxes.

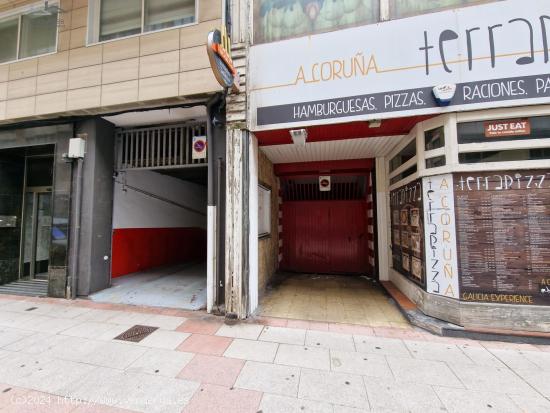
[423,174,459,299]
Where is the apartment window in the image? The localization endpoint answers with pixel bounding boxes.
[0,10,58,64]
[390,0,488,19]
[95,0,196,42]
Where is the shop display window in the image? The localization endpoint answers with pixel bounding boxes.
[425,155,446,169]
[389,139,416,173]
[459,148,550,164]
[424,126,445,151]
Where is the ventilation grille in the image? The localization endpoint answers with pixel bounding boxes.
[114,325,158,342]
[116,123,207,170]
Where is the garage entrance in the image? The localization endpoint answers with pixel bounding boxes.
[90,121,213,311]
[255,134,413,328]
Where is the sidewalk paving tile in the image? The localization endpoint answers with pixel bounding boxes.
[258,393,333,413]
[176,333,232,356]
[330,349,393,378]
[136,330,190,350]
[103,312,156,326]
[259,326,306,345]
[176,319,223,335]
[73,309,123,323]
[215,323,264,340]
[404,340,474,365]
[354,335,411,357]
[434,386,521,413]
[234,360,300,397]
[223,338,278,363]
[364,376,446,413]
[0,354,53,384]
[182,383,262,413]
[457,344,507,368]
[513,369,550,397]
[387,356,464,388]
[71,403,137,413]
[177,354,245,387]
[0,384,31,407]
[113,372,199,413]
[41,336,105,363]
[17,315,81,334]
[507,393,550,412]
[305,330,356,352]
[58,367,128,405]
[274,344,330,370]
[332,406,370,413]
[449,363,540,395]
[126,348,195,377]
[298,368,369,409]
[0,327,34,347]
[486,348,541,370]
[328,323,375,336]
[10,358,96,395]
[84,341,148,370]
[510,349,550,370]
[44,305,92,319]
[140,314,187,330]
[59,322,130,341]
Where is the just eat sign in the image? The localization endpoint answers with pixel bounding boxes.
[484,119,531,138]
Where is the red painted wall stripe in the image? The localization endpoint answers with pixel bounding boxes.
[111,227,206,278]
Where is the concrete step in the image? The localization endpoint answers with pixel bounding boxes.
[0,279,48,297]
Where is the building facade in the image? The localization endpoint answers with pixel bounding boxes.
[0,0,228,311]
[223,0,550,334]
[0,0,548,335]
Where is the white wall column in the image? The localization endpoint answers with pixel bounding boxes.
[375,157,391,281]
[225,128,250,319]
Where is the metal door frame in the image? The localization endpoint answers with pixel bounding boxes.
[19,187,53,279]
[18,153,55,280]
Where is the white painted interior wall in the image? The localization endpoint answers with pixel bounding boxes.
[113,169,207,229]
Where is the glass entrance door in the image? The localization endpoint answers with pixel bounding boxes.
[21,189,52,279]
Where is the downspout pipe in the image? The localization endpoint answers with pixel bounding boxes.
[69,157,84,299]
[206,92,224,207]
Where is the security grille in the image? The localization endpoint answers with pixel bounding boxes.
[116,123,207,170]
[282,177,366,201]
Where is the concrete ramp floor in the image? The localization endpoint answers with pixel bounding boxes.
[90,263,206,310]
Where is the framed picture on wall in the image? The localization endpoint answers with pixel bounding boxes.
[410,208,420,227]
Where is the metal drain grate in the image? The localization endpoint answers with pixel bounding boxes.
[114,325,158,342]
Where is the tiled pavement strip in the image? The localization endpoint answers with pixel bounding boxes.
[0,295,548,412]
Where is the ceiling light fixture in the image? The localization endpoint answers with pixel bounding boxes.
[289,129,308,146]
